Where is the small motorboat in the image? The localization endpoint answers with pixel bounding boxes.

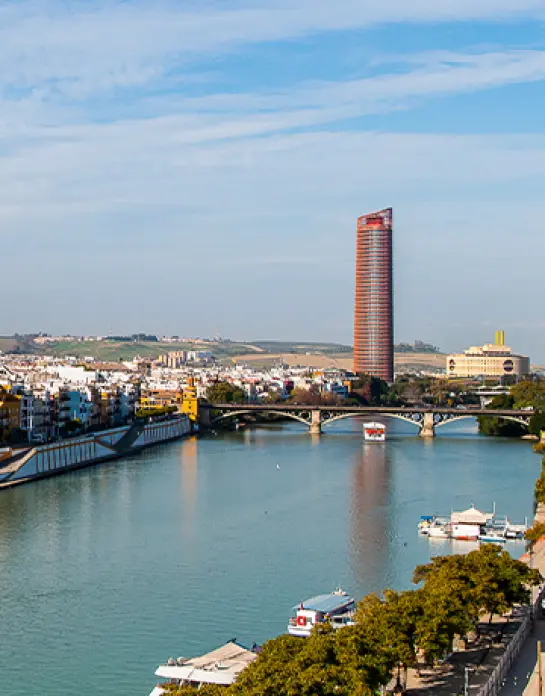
[418,516,434,535]
[478,531,507,544]
[427,517,450,539]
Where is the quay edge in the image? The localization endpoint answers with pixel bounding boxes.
[0,415,192,490]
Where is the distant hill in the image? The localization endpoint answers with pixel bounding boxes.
[0,335,445,363]
[248,341,352,355]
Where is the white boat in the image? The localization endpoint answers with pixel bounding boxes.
[149,641,259,695]
[450,506,491,541]
[505,526,526,540]
[479,532,507,544]
[363,422,386,442]
[428,517,450,538]
[288,589,356,638]
[418,516,434,535]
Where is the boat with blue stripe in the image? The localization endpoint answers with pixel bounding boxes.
[287,589,356,637]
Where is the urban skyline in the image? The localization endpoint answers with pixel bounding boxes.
[2,1,545,359]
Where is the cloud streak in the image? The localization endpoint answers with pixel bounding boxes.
[1,0,544,98]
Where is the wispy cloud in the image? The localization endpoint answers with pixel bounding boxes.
[1,1,545,349]
[1,0,544,100]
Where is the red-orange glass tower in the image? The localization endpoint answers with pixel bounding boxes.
[354,208,393,382]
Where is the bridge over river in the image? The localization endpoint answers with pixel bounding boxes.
[199,403,534,437]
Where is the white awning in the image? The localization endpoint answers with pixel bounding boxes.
[451,505,488,525]
[155,665,236,686]
[154,642,257,686]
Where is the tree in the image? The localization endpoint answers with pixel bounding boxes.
[206,382,247,404]
[477,394,525,437]
[414,546,542,627]
[529,410,545,437]
[288,388,341,406]
[511,380,545,410]
[525,520,545,545]
[232,634,305,696]
[414,581,472,665]
[343,591,421,680]
[351,374,389,406]
[534,460,545,504]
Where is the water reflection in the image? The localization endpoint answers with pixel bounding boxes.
[349,443,391,592]
[180,437,198,538]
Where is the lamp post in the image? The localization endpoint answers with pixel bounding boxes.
[464,666,470,696]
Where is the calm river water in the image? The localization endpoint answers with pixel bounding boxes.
[0,419,539,696]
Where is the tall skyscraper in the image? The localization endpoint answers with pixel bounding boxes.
[353,208,394,382]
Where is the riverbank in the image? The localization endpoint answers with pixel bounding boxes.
[0,415,192,489]
[403,457,545,695]
[1,419,539,696]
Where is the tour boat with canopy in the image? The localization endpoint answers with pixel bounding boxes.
[363,422,386,442]
[288,589,356,638]
[149,641,259,695]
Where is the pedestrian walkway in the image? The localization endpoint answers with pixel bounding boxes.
[499,536,545,696]
[401,537,545,696]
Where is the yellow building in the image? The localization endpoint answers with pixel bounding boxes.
[181,378,199,422]
[447,331,530,379]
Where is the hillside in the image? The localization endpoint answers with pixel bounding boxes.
[0,335,445,370]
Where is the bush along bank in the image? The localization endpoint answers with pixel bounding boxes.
[163,545,541,696]
[525,455,545,543]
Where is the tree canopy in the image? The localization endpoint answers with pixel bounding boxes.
[206,381,247,404]
[477,394,525,437]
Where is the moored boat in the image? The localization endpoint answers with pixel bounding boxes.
[427,517,450,538]
[288,589,356,637]
[419,504,527,543]
[418,516,434,535]
[149,641,259,695]
[478,531,507,544]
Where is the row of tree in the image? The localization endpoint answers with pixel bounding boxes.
[479,380,545,437]
[163,545,540,696]
[525,455,545,543]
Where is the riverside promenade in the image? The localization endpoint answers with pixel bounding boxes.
[499,527,545,696]
[400,532,545,696]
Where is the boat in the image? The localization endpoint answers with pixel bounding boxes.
[149,641,259,695]
[288,589,356,637]
[505,523,527,540]
[418,516,434,535]
[450,505,491,541]
[363,422,386,442]
[427,517,450,539]
[478,531,507,544]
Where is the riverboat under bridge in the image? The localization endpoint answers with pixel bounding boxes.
[199,403,535,438]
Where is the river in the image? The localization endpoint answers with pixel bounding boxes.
[0,418,539,696]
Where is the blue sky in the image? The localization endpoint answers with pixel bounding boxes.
[2,0,545,359]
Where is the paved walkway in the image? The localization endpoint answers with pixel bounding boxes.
[399,536,545,696]
[499,536,545,696]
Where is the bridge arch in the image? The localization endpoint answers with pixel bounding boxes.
[210,409,311,428]
[321,412,422,431]
[434,414,529,430]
